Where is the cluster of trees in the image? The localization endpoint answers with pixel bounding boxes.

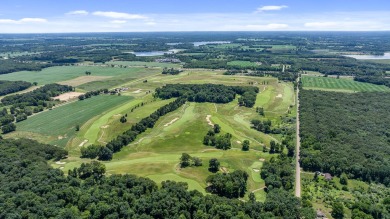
[155,84,258,107]
[1,83,73,106]
[300,90,390,185]
[206,170,249,198]
[80,144,113,160]
[256,106,265,116]
[208,158,220,172]
[81,98,187,160]
[251,119,272,133]
[162,68,183,75]
[0,59,52,75]
[179,153,202,168]
[261,155,295,191]
[0,80,32,96]
[78,89,109,100]
[0,138,315,218]
[203,127,232,150]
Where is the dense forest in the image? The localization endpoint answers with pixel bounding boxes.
[0,80,32,96]
[0,138,315,218]
[299,90,390,186]
[155,84,259,107]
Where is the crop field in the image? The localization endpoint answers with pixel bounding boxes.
[7,95,133,147]
[46,70,296,200]
[302,75,390,92]
[227,61,259,67]
[0,65,159,86]
[107,61,182,68]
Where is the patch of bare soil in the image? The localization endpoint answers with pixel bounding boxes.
[164,118,179,127]
[53,92,84,101]
[206,115,214,126]
[79,140,88,147]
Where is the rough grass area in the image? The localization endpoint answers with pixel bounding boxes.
[302,75,390,92]
[9,95,133,147]
[227,61,259,68]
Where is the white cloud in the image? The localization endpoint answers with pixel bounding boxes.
[110,20,127,24]
[92,11,147,20]
[257,5,288,12]
[0,18,47,24]
[66,10,89,16]
[145,22,156,26]
[304,22,338,28]
[244,23,289,30]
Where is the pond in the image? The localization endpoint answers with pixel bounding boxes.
[193,41,231,47]
[130,51,174,57]
[343,52,390,60]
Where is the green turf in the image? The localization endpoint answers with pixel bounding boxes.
[0,66,156,85]
[302,75,390,92]
[107,61,181,68]
[14,95,133,147]
[227,61,259,68]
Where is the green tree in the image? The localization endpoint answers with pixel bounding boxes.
[340,173,348,185]
[98,147,113,161]
[75,124,80,131]
[180,153,191,168]
[213,124,221,133]
[270,140,276,153]
[242,140,250,151]
[332,201,344,219]
[208,158,220,173]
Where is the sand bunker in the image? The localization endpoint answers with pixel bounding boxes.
[79,140,88,147]
[206,115,214,126]
[276,94,283,98]
[259,158,265,162]
[58,136,64,140]
[236,141,242,144]
[133,89,142,94]
[164,118,179,127]
[101,125,109,129]
[53,92,84,101]
[56,161,66,165]
[253,169,260,172]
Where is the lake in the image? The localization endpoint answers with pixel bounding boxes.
[343,52,390,60]
[193,41,231,47]
[130,51,174,57]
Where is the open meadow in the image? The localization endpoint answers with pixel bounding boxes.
[302,75,390,92]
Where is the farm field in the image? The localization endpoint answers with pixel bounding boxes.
[302,75,390,92]
[107,61,182,68]
[7,95,133,147]
[0,65,159,86]
[50,70,296,199]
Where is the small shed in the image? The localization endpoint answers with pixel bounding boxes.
[324,173,332,181]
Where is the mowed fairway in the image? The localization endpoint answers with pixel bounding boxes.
[55,70,294,200]
[10,95,133,147]
[302,75,390,92]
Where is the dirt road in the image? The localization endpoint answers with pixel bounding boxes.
[295,77,301,198]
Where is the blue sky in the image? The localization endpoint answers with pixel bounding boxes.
[0,0,389,33]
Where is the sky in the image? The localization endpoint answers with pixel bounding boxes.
[0,0,389,33]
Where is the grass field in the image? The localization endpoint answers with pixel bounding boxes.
[227,61,259,68]
[7,95,133,147]
[0,65,159,86]
[49,70,295,199]
[107,61,181,68]
[302,75,390,92]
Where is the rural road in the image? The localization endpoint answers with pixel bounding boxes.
[295,76,301,198]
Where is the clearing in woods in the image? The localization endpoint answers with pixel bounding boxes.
[302,75,390,92]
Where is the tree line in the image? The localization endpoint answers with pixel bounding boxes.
[0,80,32,96]
[0,138,315,218]
[155,83,259,107]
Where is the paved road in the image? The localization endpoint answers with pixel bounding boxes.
[295,77,301,198]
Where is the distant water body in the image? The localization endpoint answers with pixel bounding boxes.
[193,41,231,47]
[344,52,390,60]
[131,51,174,57]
